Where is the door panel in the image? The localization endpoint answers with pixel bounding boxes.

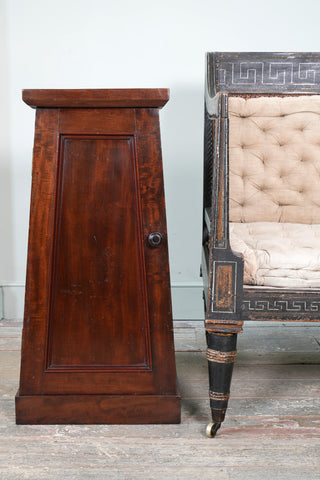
[47,135,150,372]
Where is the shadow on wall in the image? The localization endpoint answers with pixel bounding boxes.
[0,2,14,318]
[160,84,205,320]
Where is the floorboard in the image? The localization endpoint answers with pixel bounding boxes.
[0,318,319,479]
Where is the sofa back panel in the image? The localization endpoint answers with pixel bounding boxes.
[229,95,320,224]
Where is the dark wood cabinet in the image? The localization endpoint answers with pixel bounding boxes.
[16,89,180,424]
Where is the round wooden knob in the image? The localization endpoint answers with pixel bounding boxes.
[148,232,163,247]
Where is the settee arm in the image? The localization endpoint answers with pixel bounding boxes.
[205,92,228,119]
[205,52,228,118]
[203,92,244,334]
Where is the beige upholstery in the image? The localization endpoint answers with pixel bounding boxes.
[230,222,320,288]
[229,95,320,287]
[229,95,320,224]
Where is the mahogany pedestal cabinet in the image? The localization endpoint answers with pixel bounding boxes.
[15,89,181,424]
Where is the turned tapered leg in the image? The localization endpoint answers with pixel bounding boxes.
[205,331,237,437]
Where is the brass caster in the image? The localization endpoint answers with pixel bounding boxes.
[206,422,221,438]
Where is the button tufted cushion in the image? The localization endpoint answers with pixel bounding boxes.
[229,95,320,224]
[230,222,320,288]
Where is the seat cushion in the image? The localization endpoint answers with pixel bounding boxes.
[230,222,320,288]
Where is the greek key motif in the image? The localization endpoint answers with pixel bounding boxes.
[214,54,320,92]
[218,61,320,86]
[243,299,320,312]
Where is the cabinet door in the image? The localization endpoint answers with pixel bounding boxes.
[19,107,177,398]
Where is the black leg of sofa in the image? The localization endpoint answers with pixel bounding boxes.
[205,331,237,437]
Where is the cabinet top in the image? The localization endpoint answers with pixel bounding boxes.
[22,88,169,108]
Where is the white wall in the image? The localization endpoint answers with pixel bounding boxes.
[1,0,320,318]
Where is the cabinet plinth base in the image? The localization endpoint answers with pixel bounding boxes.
[15,391,181,425]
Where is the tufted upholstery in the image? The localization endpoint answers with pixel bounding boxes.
[229,95,320,224]
[230,222,320,288]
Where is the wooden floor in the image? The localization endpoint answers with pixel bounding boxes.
[1,318,319,479]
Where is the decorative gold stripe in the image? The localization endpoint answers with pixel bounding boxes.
[209,391,230,401]
[205,319,243,334]
[206,348,237,363]
[206,330,235,337]
[214,332,234,337]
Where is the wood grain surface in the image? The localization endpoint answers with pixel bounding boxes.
[16,91,180,424]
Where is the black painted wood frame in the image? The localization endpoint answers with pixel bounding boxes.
[202,52,320,437]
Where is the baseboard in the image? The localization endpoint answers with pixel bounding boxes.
[171,282,204,320]
[0,282,204,321]
[0,283,25,320]
[0,287,3,320]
